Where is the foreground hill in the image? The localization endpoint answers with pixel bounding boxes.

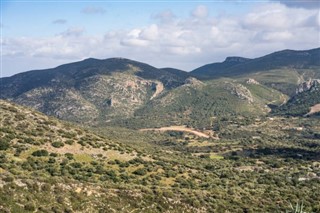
[0,100,207,212]
[1,100,320,212]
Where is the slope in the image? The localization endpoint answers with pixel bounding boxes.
[272,79,320,116]
[112,77,285,129]
[1,101,320,212]
[0,58,191,125]
[0,100,209,212]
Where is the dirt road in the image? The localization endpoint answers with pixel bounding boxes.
[140,126,210,138]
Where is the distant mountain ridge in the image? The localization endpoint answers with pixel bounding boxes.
[191,47,320,79]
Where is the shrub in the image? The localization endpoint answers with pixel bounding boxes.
[32,149,49,157]
[51,141,64,148]
[24,203,36,211]
[65,140,74,145]
[0,138,10,150]
[133,168,147,176]
[65,153,74,160]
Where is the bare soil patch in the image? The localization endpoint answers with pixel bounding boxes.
[140,126,210,138]
[306,103,320,115]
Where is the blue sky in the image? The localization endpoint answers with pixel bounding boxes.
[1,0,319,77]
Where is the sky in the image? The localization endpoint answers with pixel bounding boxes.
[1,0,319,77]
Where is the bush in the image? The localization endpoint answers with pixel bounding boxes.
[65,153,74,160]
[32,149,49,157]
[0,138,10,150]
[24,203,36,211]
[133,168,147,176]
[51,141,64,148]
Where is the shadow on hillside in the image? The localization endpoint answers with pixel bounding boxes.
[234,147,320,161]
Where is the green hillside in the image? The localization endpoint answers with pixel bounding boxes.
[272,82,320,116]
[1,100,320,212]
[0,48,319,130]
[113,78,285,129]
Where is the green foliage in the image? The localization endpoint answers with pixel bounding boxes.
[0,138,10,150]
[32,149,49,157]
[1,90,320,212]
[51,141,64,148]
[272,89,320,116]
[133,168,147,176]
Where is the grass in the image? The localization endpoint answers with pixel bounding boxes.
[160,177,176,186]
[105,150,136,161]
[74,154,93,163]
[209,154,224,160]
[19,147,38,159]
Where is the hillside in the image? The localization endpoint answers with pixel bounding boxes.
[1,100,320,212]
[112,77,285,128]
[0,48,319,129]
[191,48,320,96]
[272,79,320,116]
[0,100,208,212]
[0,58,191,125]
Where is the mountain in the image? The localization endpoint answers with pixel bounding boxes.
[191,48,320,98]
[191,56,251,79]
[191,48,320,79]
[1,58,189,98]
[0,48,319,128]
[0,58,191,124]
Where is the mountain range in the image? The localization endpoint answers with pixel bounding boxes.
[1,47,319,128]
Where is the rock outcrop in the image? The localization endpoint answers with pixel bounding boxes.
[296,79,320,94]
[225,82,253,103]
[184,77,204,87]
[246,78,260,85]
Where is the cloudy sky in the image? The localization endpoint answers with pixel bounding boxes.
[1,0,319,77]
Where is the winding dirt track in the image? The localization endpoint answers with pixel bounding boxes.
[140,126,210,138]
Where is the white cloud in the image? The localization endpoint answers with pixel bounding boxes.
[60,27,85,37]
[120,38,150,47]
[191,5,208,18]
[2,3,320,77]
[140,24,159,41]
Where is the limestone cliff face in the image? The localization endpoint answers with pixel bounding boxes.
[296,79,320,94]
[225,82,253,103]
